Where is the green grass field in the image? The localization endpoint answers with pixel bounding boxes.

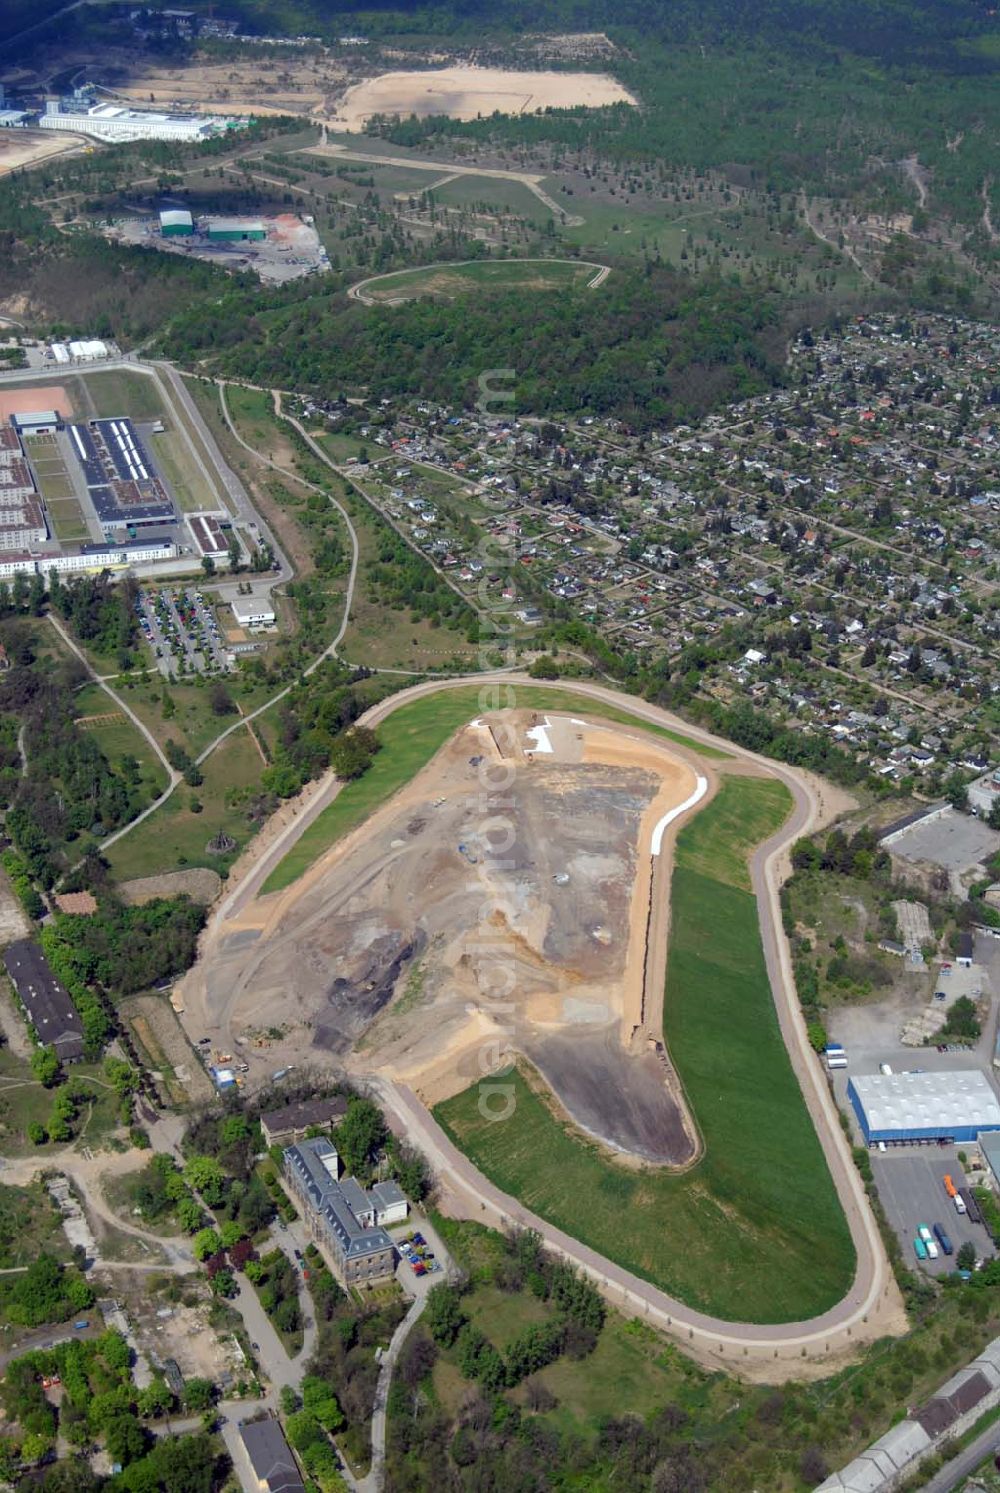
[47,500,90,542]
[81,369,167,420]
[105,725,265,881]
[434,773,855,1324]
[261,685,728,893]
[361,258,598,303]
[148,426,219,512]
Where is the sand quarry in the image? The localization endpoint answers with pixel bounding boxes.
[179,710,727,1166]
[330,65,637,130]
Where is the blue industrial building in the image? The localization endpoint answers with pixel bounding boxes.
[849,1070,1000,1145]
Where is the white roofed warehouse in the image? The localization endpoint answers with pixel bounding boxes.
[848,1070,1000,1145]
[159,208,194,236]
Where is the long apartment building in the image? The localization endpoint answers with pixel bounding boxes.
[283,1137,405,1285]
[0,427,47,545]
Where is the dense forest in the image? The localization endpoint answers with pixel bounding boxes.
[165,266,788,427]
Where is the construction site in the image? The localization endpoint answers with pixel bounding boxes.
[177,710,716,1167]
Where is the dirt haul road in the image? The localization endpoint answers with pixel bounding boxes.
[177,674,902,1374]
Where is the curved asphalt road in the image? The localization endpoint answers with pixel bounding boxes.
[193,672,901,1373]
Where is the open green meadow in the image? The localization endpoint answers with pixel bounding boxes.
[105,725,266,881]
[261,685,728,893]
[435,773,855,1323]
[361,257,598,303]
[77,369,167,421]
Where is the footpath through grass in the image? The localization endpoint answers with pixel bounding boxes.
[262,685,727,893]
[435,775,856,1324]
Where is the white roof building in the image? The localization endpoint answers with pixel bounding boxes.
[231,594,276,627]
[848,1069,1000,1143]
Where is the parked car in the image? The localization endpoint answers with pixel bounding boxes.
[914,1237,927,1261]
[933,1223,953,1255]
[918,1224,939,1258]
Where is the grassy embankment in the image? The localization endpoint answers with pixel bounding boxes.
[435,772,856,1324]
[261,685,727,894]
[360,258,598,301]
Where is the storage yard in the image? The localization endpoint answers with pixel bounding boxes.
[111,211,331,283]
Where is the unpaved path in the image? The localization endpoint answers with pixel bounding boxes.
[307,140,585,226]
[347,256,611,305]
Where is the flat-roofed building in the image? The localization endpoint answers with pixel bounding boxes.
[0,551,40,579]
[849,1070,1000,1144]
[0,457,36,503]
[12,411,60,434]
[231,594,276,628]
[0,497,47,547]
[3,939,85,1062]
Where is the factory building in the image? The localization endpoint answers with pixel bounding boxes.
[69,419,175,534]
[849,1070,1000,1145]
[207,217,266,242]
[39,100,232,143]
[159,208,194,237]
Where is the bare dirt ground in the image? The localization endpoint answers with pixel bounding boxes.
[331,64,637,130]
[178,711,707,1165]
[0,870,31,949]
[118,868,221,906]
[0,386,75,421]
[107,1272,242,1385]
[85,52,347,118]
[0,130,86,178]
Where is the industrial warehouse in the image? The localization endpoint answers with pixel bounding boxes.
[0,399,230,580]
[105,208,332,283]
[849,1070,1000,1145]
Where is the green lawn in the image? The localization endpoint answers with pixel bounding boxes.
[80,369,167,420]
[434,774,856,1324]
[105,726,265,881]
[362,258,595,302]
[0,1046,123,1159]
[262,685,728,893]
[148,426,219,512]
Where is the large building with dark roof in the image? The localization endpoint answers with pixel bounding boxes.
[2,940,85,1061]
[283,1137,398,1285]
[259,1095,348,1147]
[68,418,175,535]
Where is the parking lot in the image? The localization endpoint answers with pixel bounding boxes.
[889,805,1000,873]
[387,1213,453,1300]
[871,1147,990,1274]
[137,587,230,675]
